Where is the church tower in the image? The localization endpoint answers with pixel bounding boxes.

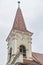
[6,1,33,65]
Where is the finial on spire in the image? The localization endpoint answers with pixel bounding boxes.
[18,1,20,8]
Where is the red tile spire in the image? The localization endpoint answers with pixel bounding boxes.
[12,1,27,32]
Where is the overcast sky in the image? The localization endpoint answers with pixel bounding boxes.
[0,0,43,65]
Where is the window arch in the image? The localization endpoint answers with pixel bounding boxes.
[20,45,26,57]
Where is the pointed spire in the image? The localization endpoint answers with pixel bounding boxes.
[12,5,27,32]
[18,1,20,8]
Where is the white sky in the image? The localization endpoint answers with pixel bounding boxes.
[0,0,43,65]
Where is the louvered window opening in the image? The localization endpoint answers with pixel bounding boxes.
[20,45,26,57]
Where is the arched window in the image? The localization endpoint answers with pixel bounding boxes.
[20,45,26,57]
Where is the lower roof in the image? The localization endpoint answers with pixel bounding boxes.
[32,52,43,65]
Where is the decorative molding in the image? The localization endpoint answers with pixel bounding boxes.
[20,35,24,41]
[12,54,16,56]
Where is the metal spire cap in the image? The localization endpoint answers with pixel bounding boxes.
[18,1,20,8]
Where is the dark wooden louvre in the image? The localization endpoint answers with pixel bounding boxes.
[20,45,26,57]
